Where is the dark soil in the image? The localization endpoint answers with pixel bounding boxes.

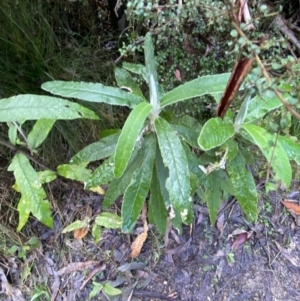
[1,181,300,301]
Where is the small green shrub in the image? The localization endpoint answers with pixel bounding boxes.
[1,33,299,235]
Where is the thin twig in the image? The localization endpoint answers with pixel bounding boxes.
[0,137,51,170]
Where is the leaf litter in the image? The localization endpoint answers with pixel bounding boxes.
[2,183,300,300]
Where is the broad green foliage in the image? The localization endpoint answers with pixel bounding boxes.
[227,152,258,222]
[155,117,192,224]
[198,117,235,151]
[160,73,231,108]
[70,133,120,165]
[114,102,152,178]
[3,32,300,235]
[8,154,53,231]
[241,124,292,188]
[42,81,144,108]
[122,134,156,232]
[27,119,56,150]
[0,95,99,121]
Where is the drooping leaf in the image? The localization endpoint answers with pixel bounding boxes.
[154,117,192,224]
[149,165,168,234]
[8,153,53,231]
[278,135,300,164]
[42,81,144,108]
[114,67,145,98]
[160,73,231,108]
[85,157,115,189]
[198,117,235,151]
[95,212,122,229]
[70,132,120,165]
[103,148,143,208]
[122,134,156,233]
[57,164,91,182]
[114,102,152,178]
[0,95,99,122]
[27,119,56,150]
[241,124,292,188]
[227,152,258,222]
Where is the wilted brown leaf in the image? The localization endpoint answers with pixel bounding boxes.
[130,221,148,258]
[216,57,254,118]
[282,199,300,215]
[74,227,89,239]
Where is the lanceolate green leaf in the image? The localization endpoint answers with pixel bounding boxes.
[85,157,115,189]
[244,94,284,124]
[0,95,99,122]
[241,124,292,188]
[57,164,91,182]
[122,134,156,232]
[144,33,160,109]
[114,67,145,98]
[278,135,300,164]
[227,152,258,222]
[70,132,120,165]
[149,165,168,234]
[160,73,231,108]
[95,212,122,229]
[8,153,53,231]
[155,148,183,233]
[205,171,223,226]
[154,117,192,224]
[198,117,234,151]
[27,119,56,150]
[103,148,143,208]
[114,102,152,178]
[42,81,144,108]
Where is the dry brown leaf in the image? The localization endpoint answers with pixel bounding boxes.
[174,69,182,81]
[57,261,98,276]
[282,199,300,215]
[129,221,148,258]
[74,227,89,239]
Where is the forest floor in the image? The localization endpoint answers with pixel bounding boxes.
[1,177,300,301]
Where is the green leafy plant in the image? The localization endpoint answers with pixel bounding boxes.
[2,33,300,234]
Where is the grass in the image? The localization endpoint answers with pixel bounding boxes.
[0,0,130,168]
